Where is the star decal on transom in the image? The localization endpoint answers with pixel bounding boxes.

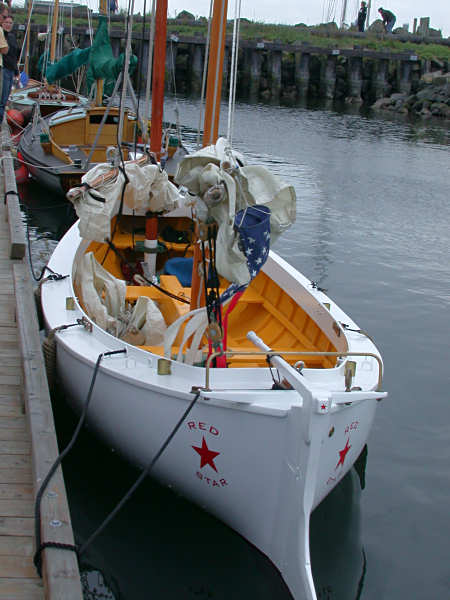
[192,436,220,472]
[335,438,352,469]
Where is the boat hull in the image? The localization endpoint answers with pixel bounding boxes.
[41,221,385,599]
[9,81,88,117]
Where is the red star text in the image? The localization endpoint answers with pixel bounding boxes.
[336,438,352,469]
[192,436,220,472]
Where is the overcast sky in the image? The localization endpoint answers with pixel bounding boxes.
[116,0,449,37]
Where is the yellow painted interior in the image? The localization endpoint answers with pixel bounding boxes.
[83,216,338,369]
[48,107,136,160]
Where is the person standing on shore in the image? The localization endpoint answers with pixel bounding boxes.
[378,7,396,33]
[357,2,368,32]
[0,13,18,122]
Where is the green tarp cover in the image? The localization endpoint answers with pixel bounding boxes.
[38,47,91,83]
[39,16,137,98]
[86,15,137,97]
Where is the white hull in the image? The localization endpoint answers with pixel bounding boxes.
[41,223,385,599]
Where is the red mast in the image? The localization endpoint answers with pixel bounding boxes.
[150,0,168,154]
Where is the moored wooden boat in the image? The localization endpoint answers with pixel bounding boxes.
[18,104,140,195]
[9,78,88,117]
[39,1,387,598]
[40,140,386,600]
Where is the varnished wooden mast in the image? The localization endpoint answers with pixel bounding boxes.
[202,0,228,147]
[50,0,60,63]
[150,0,168,154]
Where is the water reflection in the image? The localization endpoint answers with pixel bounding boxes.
[311,470,365,600]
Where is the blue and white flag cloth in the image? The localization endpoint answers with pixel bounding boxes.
[221,204,271,303]
[19,71,29,88]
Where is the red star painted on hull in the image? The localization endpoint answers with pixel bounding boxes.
[192,436,220,472]
[336,438,352,469]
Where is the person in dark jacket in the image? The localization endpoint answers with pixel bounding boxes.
[378,7,396,32]
[0,13,17,121]
[357,2,368,32]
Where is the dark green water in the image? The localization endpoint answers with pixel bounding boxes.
[22,98,450,599]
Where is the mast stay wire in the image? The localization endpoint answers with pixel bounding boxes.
[134,0,148,153]
[117,0,135,151]
[17,0,35,74]
[166,36,182,145]
[226,0,241,147]
[196,0,213,148]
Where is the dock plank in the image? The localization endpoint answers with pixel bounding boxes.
[0,516,34,536]
[0,555,37,578]
[0,427,30,441]
[0,440,31,454]
[0,535,35,556]
[0,499,33,517]
[0,483,34,499]
[0,468,33,484]
[0,578,43,599]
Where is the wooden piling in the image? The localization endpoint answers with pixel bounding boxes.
[191,44,204,95]
[270,50,282,103]
[321,54,337,99]
[295,51,310,97]
[0,129,82,599]
[17,24,424,105]
[249,48,263,102]
[347,56,363,102]
[398,59,413,95]
[373,58,389,99]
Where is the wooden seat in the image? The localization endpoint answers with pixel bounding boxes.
[225,351,328,369]
[125,276,190,323]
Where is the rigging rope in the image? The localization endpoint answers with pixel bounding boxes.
[77,388,201,556]
[134,0,148,154]
[227,0,241,146]
[17,0,35,73]
[33,348,127,576]
[143,0,157,132]
[32,342,202,573]
[196,0,213,148]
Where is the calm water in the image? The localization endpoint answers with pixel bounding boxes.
[21,99,450,599]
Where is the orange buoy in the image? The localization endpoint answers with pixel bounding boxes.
[15,152,29,184]
[7,108,25,130]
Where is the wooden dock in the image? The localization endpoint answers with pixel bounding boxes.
[0,131,82,598]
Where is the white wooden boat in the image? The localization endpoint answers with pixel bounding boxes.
[40,140,386,600]
[39,1,386,598]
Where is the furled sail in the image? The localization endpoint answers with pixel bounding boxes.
[70,162,182,242]
[175,138,297,289]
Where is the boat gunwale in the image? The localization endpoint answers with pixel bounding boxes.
[42,220,383,410]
